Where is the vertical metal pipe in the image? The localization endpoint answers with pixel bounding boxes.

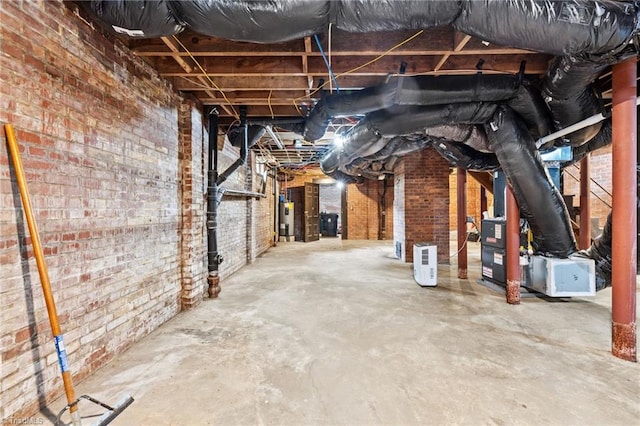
[207,110,222,298]
[611,58,637,362]
[456,168,468,279]
[505,185,521,305]
[579,155,591,249]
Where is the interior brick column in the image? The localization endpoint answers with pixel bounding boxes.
[394,148,450,263]
[178,99,207,309]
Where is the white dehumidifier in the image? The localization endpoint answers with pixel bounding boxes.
[413,243,437,287]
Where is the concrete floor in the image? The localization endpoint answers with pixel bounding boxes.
[47,238,639,425]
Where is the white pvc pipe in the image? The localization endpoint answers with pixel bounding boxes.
[535,96,640,148]
[265,125,285,149]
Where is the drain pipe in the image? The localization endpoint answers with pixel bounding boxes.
[207,109,223,298]
[217,106,249,186]
[207,106,251,298]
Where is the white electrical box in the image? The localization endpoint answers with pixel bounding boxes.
[413,243,437,287]
[529,256,595,297]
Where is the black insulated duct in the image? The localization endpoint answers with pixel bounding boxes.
[393,74,521,106]
[304,82,397,142]
[575,212,613,290]
[486,106,577,258]
[453,0,637,57]
[85,0,183,38]
[431,139,500,172]
[334,0,460,32]
[173,0,330,43]
[320,103,498,178]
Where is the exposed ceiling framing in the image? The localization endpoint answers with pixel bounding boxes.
[127,26,557,168]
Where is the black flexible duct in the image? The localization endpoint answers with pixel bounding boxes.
[431,138,500,172]
[85,0,183,38]
[568,119,613,165]
[542,56,607,147]
[335,0,460,32]
[486,106,577,257]
[393,74,521,106]
[88,0,638,51]
[453,0,637,57]
[506,80,555,141]
[320,103,497,176]
[304,82,397,141]
[307,75,523,142]
[575,212,613,290]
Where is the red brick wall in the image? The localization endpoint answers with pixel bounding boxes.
[449,172,493,230]
[562,146,612,230]
[394,148,450,263]
[178,99,207,309]
[345,178,393,240]
[0,2,276,419]
[0,1,182,418]
[280,172,392,240]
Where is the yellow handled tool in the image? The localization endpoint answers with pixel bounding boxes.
[5,124,133,425]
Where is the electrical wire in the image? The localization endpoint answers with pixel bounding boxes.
[328,22,334,93]
[171,35,239,119]
[450,220,480,259]
[268,90,275,119]
[293,30,424,113]
[314,34,341,93]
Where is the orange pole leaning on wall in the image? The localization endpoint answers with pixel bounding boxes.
[4,124,81,422]
[611,58,637,362]
[456,167,468,279]
[579,155,592,250]
[505,184,521,305]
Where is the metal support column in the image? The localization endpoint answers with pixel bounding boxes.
[611,58,637,362]
[506,185,521,305]
[457,168,468,279]
[579,155,592,250]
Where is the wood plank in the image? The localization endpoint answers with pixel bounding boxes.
[165,75,386,89]
[441,54,552,75]
[303,36,313,96]
[160,36,193,73]
[435,31,472,72]
[135,48,536,57]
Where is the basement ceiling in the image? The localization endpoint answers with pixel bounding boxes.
[123,25,615,169]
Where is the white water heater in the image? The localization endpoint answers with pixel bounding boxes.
[413,243,437,287]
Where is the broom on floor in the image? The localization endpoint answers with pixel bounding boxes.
[4,124,134,426]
